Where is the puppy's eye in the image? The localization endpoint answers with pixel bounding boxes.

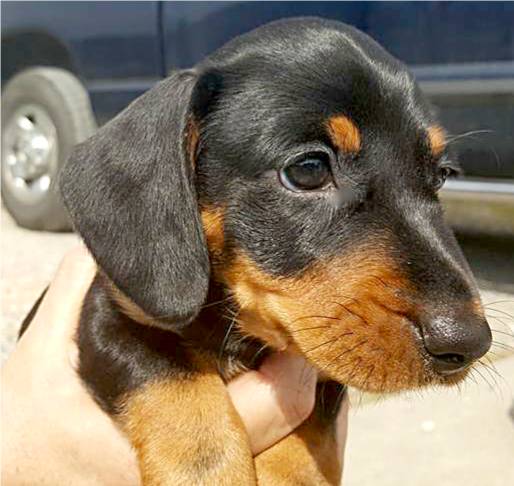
[280,155,332,192]
[434,163,460,191]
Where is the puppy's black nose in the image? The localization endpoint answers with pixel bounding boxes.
[421,313,492,375]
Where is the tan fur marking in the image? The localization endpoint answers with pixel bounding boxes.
[220,246,438,392]
[427,125,447,158]
[120,367,255,485]
[106,278,158,327]
[256,414,341,485]
[201,207,225,260]
[471,297,484,316]
[327,115,361,153]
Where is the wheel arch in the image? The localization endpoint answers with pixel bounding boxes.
[1,30,78,84]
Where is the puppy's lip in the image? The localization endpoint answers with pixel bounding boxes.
[432,363,470,376]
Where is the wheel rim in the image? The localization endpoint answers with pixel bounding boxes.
[2,104,59,205]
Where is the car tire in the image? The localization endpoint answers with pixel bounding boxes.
[1,67,96,231]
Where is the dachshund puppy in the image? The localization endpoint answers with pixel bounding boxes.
[41,17,492,485]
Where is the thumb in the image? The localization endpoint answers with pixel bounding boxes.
[22,246,96,345]
[228,350,317,455]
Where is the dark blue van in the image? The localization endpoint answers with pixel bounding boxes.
[2,1,513,232]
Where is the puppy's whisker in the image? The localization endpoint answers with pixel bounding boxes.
[317,355,359,389]
[302,331,354,356]
[487,316,514,334]
[217,313,238,376]
[484,308,514,320]
[149,300,237,321]
[360,364,375,391]
[330,301,368,326]
[445,129,494,145]
[201,295,236,309]
[477,359,502,390]
[481,356,505,384]
[490,328,514,338]
[223,304,240,316]
[368,275,416,305]
[467,368,480,387]
[301,331,357,383]
[251,342,270,367]
[484,299,514,307]
[332,339,368,364]
[293,315,341,323]
[333,295,360,306]
[338,357,364,393]
[491,340,514,351]
[290,325,332,334]
[486,314,513,324]
[472,364,496,393]
[484,357,509,394]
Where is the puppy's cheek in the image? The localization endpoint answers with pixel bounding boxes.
[263,279,427,393]
[225,275,291,351]
[223,250,430,392]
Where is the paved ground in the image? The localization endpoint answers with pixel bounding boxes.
[345,354,514,486]
[2,206,514,484]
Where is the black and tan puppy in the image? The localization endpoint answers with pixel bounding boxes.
[27,18,493,485]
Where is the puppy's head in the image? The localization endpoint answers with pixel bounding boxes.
[61,18,491,392]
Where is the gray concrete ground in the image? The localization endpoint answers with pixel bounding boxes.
[345,354,514,486]
[2,206,514,484]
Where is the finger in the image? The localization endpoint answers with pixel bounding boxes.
[336,392,350,465]
[228,351,317,455]
[27,246,96,342]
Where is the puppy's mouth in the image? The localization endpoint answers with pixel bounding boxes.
[282,302,488,393]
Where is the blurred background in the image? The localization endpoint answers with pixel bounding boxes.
[2,2,513,485]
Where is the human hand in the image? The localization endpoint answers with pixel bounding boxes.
[1,247,349,484]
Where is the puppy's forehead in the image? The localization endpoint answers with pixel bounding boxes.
[204,18,431,156]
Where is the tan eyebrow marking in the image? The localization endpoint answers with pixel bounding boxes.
[427,125,447,158]
[326,115,361,153]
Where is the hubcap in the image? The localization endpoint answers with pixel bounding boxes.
[2,104,58,204]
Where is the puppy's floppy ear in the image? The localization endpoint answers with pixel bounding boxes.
[60,70,209,329]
